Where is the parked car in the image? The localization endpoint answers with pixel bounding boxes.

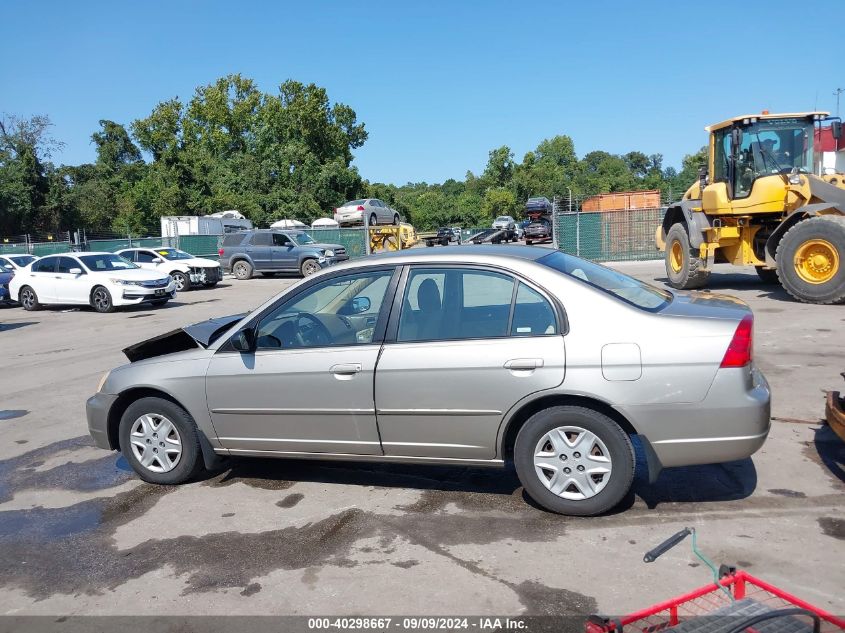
[492,215,516,231]
[86,246,770,516]
[0,254,38,272]
[437,227,460,244]
[524,218,552,245]
[0,266,13,305]
[218,229,349,280]
[517,219,531,240]
[116,248,222,292]
[333,199,400,226]
[10,252,176,313]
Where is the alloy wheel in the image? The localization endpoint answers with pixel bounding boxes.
[92,288,111,312]
[533,426,612,500]
[21,288,35,309]
[129,413,182,473]
[302,260,320,276]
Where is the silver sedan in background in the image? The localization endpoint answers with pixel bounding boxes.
[86,246,770,516]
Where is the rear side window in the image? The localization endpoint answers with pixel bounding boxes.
[538,251,671,311]
[32,257,57,273]
[222,234,244,246]
[511,283,557,336]
[249,233,272,246]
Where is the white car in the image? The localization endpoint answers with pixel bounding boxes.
[116,248,222,292]
[0,254,38,271]
[9,252,176,313]
[493,215,517,231]
[333,199,400,226]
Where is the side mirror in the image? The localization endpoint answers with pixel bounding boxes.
[731,127,743,149]
[698,167,709,190]
[351,296,371,314]
[832,121,842,140]
[69,268,83,275]
[231,328,255,353]
[151,257,163,263]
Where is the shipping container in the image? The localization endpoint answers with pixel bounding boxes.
[160,215,253,238]
[581,190,661,212]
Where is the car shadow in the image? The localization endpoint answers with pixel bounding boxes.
[812,424,845,484]
[0,321,38,332]
[202,439,758,515]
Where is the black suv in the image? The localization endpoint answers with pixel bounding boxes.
[219,229,349,279]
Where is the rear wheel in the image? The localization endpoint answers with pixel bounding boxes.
[393,214,400,225]
[19,286,41,311]
[754,267,779,284]
[526,239,532,245]
[118,397,204,484]
[369,213,378,226]
[300,258,321,277]
[776,215,845,304]
[90,286,114,313]
[232,260,253,280]
[665,223,710,289]
[514,406,634,516]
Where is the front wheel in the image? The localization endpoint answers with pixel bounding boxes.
[90,286,115,313]
[775,216,845,304]
[118,397,204,484]
[300,258,321,277]
[171,271,189,292]
[665,223,710,289]
[514,406,634,516]
[19,286,41,311]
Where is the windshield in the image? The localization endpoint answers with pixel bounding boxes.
[79,254,138,271]
[496,216,511,222]
[538,251,671,310]
[9,255,36,267]
[293,233,315,245]
[155,248,193,260]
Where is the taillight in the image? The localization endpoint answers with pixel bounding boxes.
[720,315,753,368]
[218,248,224,256]
[357,205,365,211]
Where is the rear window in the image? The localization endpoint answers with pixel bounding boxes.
[222,234,245,246]
[538,251,671,311]
[343,200,366,207]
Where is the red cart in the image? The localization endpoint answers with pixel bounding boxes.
[587,528,845,633]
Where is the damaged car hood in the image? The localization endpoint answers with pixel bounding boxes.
[123,313,246,362]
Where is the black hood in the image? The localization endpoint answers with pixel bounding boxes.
[123,313,245,362]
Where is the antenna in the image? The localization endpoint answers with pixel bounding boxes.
[835,88,844,117]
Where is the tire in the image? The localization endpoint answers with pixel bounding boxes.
[665,223,710,289]
[118,397,204,485]
[775,215,845,304]
[171,271,189,292]
[514,406,635,516]
[90,286,115,313]
[393,214,400,225]
[440,238,449,246]
[426,240,434,247]
[232,260,253,280]
[369,213,378,226]
[754,267,779,284]
[526,240,532,245]
[19,286,41,311]
[300,258,321,277]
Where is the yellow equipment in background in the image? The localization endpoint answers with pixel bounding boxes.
[656,111,845,304]
[369,223,419,252]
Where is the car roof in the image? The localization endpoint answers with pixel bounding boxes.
[336,245,554,268]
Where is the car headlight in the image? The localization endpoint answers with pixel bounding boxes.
[96,371,111,393]
[323,249,335,257]
[109,278,142,286]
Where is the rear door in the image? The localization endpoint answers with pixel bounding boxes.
[374,266,566,460]
[27,256,59,302]
[246,232,273,269]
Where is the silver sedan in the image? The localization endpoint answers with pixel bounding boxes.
[86,246,770,515]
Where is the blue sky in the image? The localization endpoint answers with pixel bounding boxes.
[2,0,841,185]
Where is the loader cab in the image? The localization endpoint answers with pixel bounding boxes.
[702,113,820,214]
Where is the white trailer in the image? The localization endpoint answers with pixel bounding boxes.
[160,215,253,238]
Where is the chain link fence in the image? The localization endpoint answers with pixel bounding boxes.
[553,207,666,262]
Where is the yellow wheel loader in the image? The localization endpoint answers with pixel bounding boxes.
[656,112,845,304]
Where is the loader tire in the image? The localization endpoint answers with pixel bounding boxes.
[776,215,845,304]
[665,223,710,290]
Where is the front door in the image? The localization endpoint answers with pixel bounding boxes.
[53,256,91,304]
[271,232,297,270]
[206,267,397,455]
[375,266,566,460]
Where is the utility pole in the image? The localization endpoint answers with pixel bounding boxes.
[834,88,844,117]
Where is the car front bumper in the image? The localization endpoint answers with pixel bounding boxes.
[115,281,177,305]
[86,392,119,450]
[189,266,222,284]
[615,365,771,469]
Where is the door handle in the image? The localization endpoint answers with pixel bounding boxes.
[330,363,362,375]
[504,358,544,370]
